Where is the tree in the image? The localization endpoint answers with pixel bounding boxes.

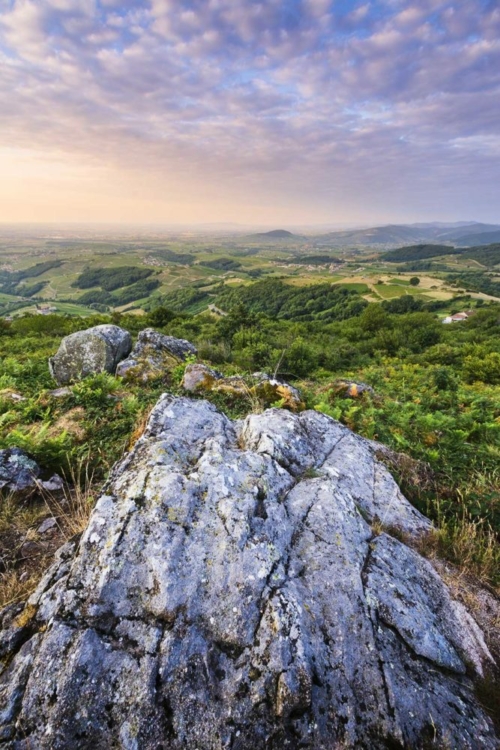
[409,277,420,287]
[147,306,177,327]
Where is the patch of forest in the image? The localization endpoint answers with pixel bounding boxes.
[198,258,242,271]
[382,242,500,268]
[72,266,154,291]
[447,271,500,298]
[77,278,160,308]
[151,249,194,265]
[295,255,345,265]
[380,244,460,262]
[0,260,64,296]
[214,279,367,322]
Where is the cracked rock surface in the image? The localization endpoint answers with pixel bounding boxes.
[0,396,497,749]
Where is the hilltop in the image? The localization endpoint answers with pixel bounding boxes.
[250,229,296,239]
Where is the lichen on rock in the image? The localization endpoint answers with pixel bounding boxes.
[0,396,497,748]
[116,328,197,382]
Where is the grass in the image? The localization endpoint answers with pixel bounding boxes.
[0,461,96,608]
[418,507,500,591]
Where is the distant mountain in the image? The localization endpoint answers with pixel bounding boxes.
[380,244,461,263]
[315,225,437,247]
[408,221,480,229]
[451,230,500,246]
[314,222,500,248]
[251,229,296,239]
[380,242,500,267]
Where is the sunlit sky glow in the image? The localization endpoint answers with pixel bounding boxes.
[0,0,499,225]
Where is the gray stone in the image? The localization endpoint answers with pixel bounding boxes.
[48,387,72,398]
[37,517,57,535]
[0,448,40,496]
[49,325,132,385]
[181,362,223,391]
[116,328,197,381]
[0,397,496,748]
[40,475,64,492]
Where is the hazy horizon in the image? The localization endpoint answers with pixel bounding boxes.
[0,218,497,236]
[1,0,499,225]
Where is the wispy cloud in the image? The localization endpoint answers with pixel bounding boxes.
[0,0,498,223]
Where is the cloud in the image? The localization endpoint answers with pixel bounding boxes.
[0,0,498,223]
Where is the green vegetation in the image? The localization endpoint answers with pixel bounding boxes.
[381,244,458,262]
[382,242,500,268]
[0,260,64,296]
[151,248,194,264]
[147,286,211,314]
[1,230,500,602]
[1,295,499,596]
[72,265,154,291]
[295,255,344,265]
[199,258,242,271]
[5,260,64,282]
[464,243,500,267]
[447,271,500,298]
[214,279,367,322]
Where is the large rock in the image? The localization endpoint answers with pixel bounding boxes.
[49,325,132,385]
[0,397,496,748]
[116,328,197,382]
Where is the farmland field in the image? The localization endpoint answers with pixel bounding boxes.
[1,226,499,320]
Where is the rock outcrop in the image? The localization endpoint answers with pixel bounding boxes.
[49,325,132,385]
[0,397,497,748]
[116,328,197,381]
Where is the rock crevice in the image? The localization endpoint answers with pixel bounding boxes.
[0,396,497,749]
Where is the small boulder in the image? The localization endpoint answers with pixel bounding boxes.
[116,328,197,382]
[49,325,132,385]
[41,475,64,492]
[254,377,305,411]
[0,448,40,496]
[37,517,57,535]
[48,387,72,399]
[181,363,223,392]
[334,379,374,399]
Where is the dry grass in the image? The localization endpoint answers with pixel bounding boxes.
[41,466,95,539]
[0,459,96,609]
[127,405,155,450]
[416,512,500,594]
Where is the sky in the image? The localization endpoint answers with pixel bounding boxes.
[0,0,499,226]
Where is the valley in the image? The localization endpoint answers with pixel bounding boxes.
[1,221,499,321]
